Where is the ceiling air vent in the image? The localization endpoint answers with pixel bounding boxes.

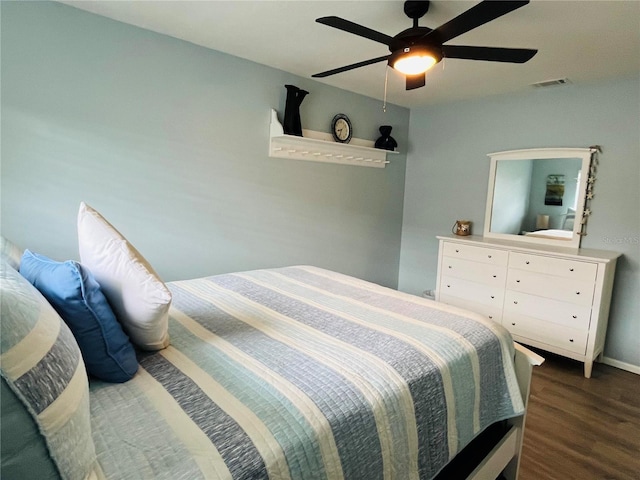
[531,78,572,88]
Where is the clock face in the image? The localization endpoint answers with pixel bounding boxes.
[335,119,349,140]
[332,114,352,143]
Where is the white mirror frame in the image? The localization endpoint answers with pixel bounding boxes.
[484,147,594,249]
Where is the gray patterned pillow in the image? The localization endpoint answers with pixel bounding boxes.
[0,259,100,479]
[0,235,23,270]
[1,377,60,479]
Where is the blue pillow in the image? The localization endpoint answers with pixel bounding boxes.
[19,250,138,383]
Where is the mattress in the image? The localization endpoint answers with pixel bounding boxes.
[88,266,524,480]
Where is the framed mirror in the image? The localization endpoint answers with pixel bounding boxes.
[484,148,594,248]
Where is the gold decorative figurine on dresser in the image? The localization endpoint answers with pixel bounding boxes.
[436,148,620,378]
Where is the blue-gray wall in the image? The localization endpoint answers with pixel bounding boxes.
[524,158,582,231]
[490,159,533,234]
[400,76,640,367]
[1,1,409,288]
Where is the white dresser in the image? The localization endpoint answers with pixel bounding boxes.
[435,235,620,377]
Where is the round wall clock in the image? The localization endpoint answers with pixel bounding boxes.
[331,114,352,144]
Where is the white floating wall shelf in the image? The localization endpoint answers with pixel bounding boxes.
[269,109,398,168]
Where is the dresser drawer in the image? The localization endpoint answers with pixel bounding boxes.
[440,276,505,308]
[506,269,595,306]
[503,313,588,355]
[442,242,508,266]
[504,291,592,330]
[439,294,503,324]
[441,256,506,286]
[509,252,598,281]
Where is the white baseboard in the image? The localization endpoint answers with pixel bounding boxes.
[601,356,640,375]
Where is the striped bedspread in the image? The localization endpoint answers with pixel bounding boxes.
[89,266,524,480]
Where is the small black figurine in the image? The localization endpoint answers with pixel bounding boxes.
[375,125,397,151]
[283,85,309,136]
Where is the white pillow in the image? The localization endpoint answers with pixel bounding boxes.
[77,202,171,350]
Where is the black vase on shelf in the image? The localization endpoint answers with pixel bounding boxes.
[375,125,397,151]
[283,84,309,136]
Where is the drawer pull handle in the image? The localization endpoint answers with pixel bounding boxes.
[488,315,493,319]
[572,315,577,319]
[447,285,451,288]
[525,261,530,265]
[448,265,452,269]
[569,339,574,343]
[455,249,459,253]
[492,275,497,278]
[511,322,516,326]
[516,279,520,283]
[490,295,495,299]
[488,255,492,258]
[569,268,574,272]
[576,291,581,295]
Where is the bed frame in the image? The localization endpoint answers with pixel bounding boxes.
[464,343,543,480]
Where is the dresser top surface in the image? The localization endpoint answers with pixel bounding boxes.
[437,235,621,262]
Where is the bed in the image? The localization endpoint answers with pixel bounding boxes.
[525,208,576,240]
[1,207,542,480]
[524,229,573,240]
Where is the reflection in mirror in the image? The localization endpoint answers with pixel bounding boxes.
[484,148,594,249]
[491,158,582,235]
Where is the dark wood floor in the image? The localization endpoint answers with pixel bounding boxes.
[518,350,640,480]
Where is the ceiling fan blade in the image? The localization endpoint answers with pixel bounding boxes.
[443,45,537,63]
[423,1,530,44]
[406,73,426,90]
[316,16,394,46]
[312,55,390,78]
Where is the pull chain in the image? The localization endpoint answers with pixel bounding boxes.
[383,67,388,113]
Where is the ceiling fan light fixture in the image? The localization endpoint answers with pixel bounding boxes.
[390,46,441,75]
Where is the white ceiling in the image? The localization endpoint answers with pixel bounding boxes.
[60,0,640,108]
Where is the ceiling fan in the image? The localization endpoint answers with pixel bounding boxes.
[312,0,538,90]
